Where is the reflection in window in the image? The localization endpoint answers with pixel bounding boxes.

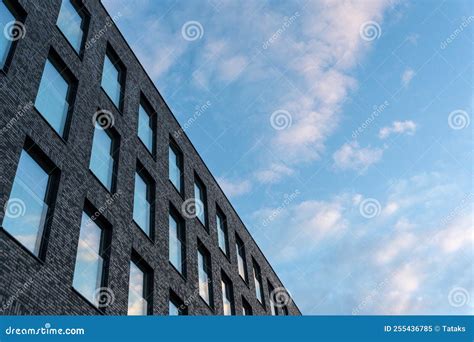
[169,291,187,316]
[138,104,153,153]
[34,59,71,136]
[2,150,51,256]
[268,282,278,315]
[169,212,184,274]
[194,178,207,226]
[133,171,151,236]
[168,144,183,193]
[89,123,115,191]
[72,211,106,307]
[127,261,149,315]
[0,2,15,69]
[216,209,228,255]
[198,246,212,306]
[242,297,252,316]
[101,53,122,108]
[236,235,247,281]
[221,272,234,315]
[56,0,84,53]
[253,260,263,304]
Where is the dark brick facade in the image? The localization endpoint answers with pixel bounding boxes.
[0,0,300,316]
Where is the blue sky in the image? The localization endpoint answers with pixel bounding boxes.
[102,0,473,315]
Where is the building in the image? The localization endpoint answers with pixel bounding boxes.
[0,0,300,316]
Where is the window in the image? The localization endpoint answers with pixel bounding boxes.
[137,101,154,154]
[101,49,124,109]
[236,234,247,281]
[127,258,151,315]
[168,141,183,193]
[169,208,185,274]
[133,168,153,237]
[253,259,264,305]
[89,120,116,191]
[72,209,109,308]
[268,282,278,315]
[194,176,207,227]
[34,54,75,136]
[242,297,252,316]
[216,208,228,256]
[0,1,19,69]
[1,143,57,257]
[221,272,234,315]
[56,0,86,53]
[198,243,212,306]
[282,305,289,316]
[169,291,187,316]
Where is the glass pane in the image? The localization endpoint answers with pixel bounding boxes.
[198,251,210,304]
[138,105,153,152]
[89,126,114,190]
[168,147,181,191]
[101,54,121,107]
[222,280,232,315]
[2,151,49,256]
[56,0,83,52]
[169,215,182,273]
[194,183,206,224]
[133,173,150,235]
[254,267,262,302]
[0,2,15,69]
[169,300,179,316]
[237,242,246,280]
[217,215,227,254]
[34,60,70,135]
[128,262,147,315]
[73,212,104,307]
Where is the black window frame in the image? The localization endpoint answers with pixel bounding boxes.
[129,251,154,315]
[197,240,213,308]
[268,281,278,316]
[101,44,126,112]
[168,137,184,196]
[252,258,265,307]
[169,289,188,315]
[235,233,248,283]
[133,160,155,241]
[241,296,252,316]
[137,94,156,158]
[0,0,27,73]
[216,205,229,258]
[193,173,208,231]
[221,270,235,315]
[169,203,186,277]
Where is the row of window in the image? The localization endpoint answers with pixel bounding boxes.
[0,0,290,315]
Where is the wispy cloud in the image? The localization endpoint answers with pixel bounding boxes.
[255,163,295,184]
[217,177,252,198]
[379,120,417,139]
[401,68,415,87]
[332,141,384,172]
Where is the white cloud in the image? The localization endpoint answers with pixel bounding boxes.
[217,177,252,198]
[401,68,415,86]
[379,120,417,139]
[218,55,248,82]
[255,163,294,184]
[332,141,384,172]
